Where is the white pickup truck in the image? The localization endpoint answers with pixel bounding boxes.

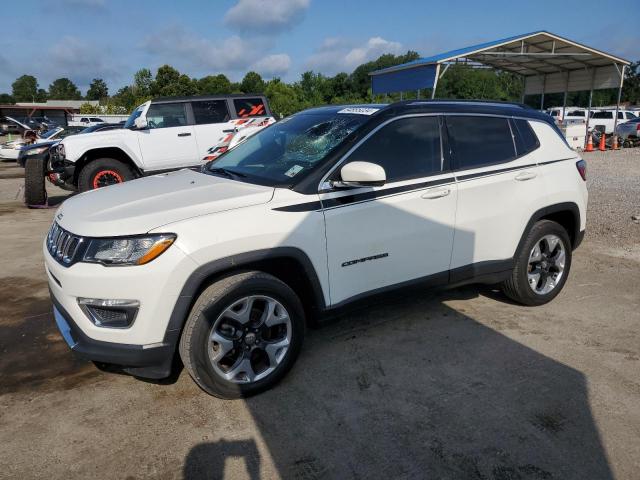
[48,94,275,191]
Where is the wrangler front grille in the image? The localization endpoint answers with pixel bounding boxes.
[47,222,84,266]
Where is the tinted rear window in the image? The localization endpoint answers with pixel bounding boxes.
[234,98,267,118]
[446,116,516,170]
[512,119,540,156]
[592,111,613,119]
[192,100,230,124]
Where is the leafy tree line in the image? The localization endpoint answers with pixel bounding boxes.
[1,56,639,117]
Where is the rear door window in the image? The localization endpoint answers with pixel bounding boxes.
[192,100,230,124]
[446,116,516,170]
[342,116,442,182]
[234,98,267,118]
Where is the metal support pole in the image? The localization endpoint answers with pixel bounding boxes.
[417,89,420,99]
[584,68,596,147]
[400,91,403,101]
[520,75,526,104]
[431,64,441,99]
[540,74,546,110]
[612,64,626,136]
[562,71,570,121]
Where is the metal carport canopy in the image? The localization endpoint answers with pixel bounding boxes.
[369,31,631,98]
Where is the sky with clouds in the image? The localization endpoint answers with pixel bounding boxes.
[1,0,638,95]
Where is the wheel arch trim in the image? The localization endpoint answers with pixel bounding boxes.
[516,202,582,256]
[163,247,327,340]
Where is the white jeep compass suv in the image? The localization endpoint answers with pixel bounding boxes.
[45,100,588,398]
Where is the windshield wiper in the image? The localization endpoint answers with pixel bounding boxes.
[208,167,247,179]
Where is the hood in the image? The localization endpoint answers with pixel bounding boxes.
[4,116,31,130]
[56,169,274,237]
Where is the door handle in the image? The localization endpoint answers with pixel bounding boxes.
[421,187,450,199]
[515,171,537,181]
[177,132,191,137]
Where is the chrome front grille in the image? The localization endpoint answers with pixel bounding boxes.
[47,222,83,266]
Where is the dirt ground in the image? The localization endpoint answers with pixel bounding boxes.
[0,152,639,480]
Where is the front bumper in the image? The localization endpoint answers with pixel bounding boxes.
[51,290,178,378]
[45,232,199,379]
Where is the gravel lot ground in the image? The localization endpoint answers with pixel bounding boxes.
[0,150,639,480]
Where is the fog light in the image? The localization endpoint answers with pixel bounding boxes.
[78,298,139,328]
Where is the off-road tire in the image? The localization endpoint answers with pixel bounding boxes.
[179,271,305,399]
[501,220,572,306]
[77,158,134,192]
[24,156,47,206]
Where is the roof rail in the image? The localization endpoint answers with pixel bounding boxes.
[390,99,533,109]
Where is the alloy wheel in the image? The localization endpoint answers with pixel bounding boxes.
[527,234,566,295]
[208,295,292,384]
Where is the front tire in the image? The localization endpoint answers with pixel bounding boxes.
[502,220,572,306]
[77,158,134,192]
[24,156,47,206]
[179,271,305,399]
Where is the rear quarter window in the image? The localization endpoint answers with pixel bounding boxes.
[511,119,540,156]
[234,98,267,118]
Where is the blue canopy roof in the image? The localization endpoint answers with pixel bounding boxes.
[369,31,630,95]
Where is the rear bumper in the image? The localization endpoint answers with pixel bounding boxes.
[50,289,178,379]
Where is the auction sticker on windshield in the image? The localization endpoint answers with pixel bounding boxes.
[337,107,379,115]
[284,165,304,177]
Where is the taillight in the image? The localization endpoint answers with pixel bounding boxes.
[576,160,587,181]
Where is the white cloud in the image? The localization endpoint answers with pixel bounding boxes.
[306,36,404,74]
[250,54,291,77]
[141,26,271,74]
[224,0,310,34]
[48,36,120,88]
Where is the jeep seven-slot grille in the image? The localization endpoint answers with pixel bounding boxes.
[47,222,83,266]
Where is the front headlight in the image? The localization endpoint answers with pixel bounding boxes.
[82,234,176,266]
[25,146,49,156]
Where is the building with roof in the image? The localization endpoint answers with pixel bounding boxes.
[369,31,631,136]
[0,100,99,126]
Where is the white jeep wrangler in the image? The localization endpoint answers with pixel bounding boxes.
[46,100,588,398]
[49,94,274,191]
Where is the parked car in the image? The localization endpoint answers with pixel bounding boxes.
[1,116,28,135]
[590,109,637,134]
[68,116,106,127]
[17,127,83,167]
[50,94,274,191]
[46,100,587,398]
[615,116,640,147]
[546,107,588,123]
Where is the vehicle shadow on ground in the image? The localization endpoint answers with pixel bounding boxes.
[183,286,613,480]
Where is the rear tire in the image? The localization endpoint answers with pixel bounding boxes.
[501,220,572,306]
[179,271,305,399]
[77,158,134,192]
[24,156,47,206]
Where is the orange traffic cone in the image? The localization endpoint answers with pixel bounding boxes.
[611,134,619,150]
[585,133,594,152]
[599,132,606,151]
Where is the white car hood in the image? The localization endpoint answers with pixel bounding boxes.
[56,169,274,237]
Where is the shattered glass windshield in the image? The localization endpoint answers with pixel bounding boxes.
[205,111,370,187]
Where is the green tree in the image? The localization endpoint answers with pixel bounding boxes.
[197,74,232,94]
[133,68,153,97]
[112,85,138,111]
[151,65,197,97]
[48,78,82,100]
[12,75,41,102]
[622,61,640,105]
[0,93,15,104]
[240,71,265,93]
[86,78,109,100]
[265,78,301,118]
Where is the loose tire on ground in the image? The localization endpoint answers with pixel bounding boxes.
[501,219,572,306]
[179,271,305,399]
[77,157,135,192]
[24,156,47,206]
